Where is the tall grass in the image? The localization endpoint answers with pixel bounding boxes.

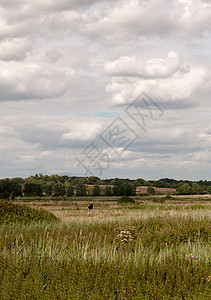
[0,205,210,299]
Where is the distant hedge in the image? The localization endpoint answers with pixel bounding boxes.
[0,200,59,225]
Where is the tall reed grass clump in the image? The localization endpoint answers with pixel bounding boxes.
[0,203,210,299]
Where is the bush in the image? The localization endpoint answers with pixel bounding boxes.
[176,183,191,195]
[118,196,135,203]
[191,183,205,195]
[0,191,10,200]
[0,200,59,225]
[207,186,211,194]
[147,186,155,195]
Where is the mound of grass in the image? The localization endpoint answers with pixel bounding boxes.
[0,200,59,225]
[118,196,135,203]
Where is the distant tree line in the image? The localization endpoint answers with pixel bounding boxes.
[0,174,211,199]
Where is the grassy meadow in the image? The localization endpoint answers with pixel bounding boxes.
[0,196,210,299]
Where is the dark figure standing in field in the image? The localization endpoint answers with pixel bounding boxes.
[88,203,93,212]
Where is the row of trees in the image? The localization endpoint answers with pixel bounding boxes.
[24,174,211,190]
[0,179,136,198]
[1,176,211,198]
[176,183,210,195]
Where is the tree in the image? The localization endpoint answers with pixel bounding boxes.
[67,185,74,197]
[12,183,22,197]
[45,184,53,196]
[24,182,43,196]
[134,178,149,186]
[75,181,86,197]
[191,183,205,195]
[112,185,120,196]
[176,183,191,195]
[105,185,112,196]
[147,186,155,195]
[207,186,211,194]
[93,184,101,196]
[87,176,100,185]
[54,183,65,197]
[119,183,136,196]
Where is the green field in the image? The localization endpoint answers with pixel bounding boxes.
[0,197,210,299]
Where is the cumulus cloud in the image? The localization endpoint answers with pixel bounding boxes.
[104,50,182,78]
[105,52,209,106]
[0,61,74,100]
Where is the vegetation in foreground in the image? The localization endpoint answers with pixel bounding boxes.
[0,200,58,225]
[0,200,210,299]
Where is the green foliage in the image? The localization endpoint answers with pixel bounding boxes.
[105,185,112,196]
[0,191,10,200]
[92,184,101,196]
[147,186,155,195]
[134,178,150,186]
[176,183,191,195]
[24,182,43,197]
[0,200,58,225]
[75,181,86,197]
[208,186,211,194]
[0,212,210,299]
[112,185,120,196]
[86,176,100,184]
[191,183,205,195]
[119,182,136,196]
[54,183,65,197]
[45,184,53,196]
[118,196,135,203]
[67,185,74,197]
[0,179,22,198]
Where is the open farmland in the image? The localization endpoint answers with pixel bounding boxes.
[0,196,210,299]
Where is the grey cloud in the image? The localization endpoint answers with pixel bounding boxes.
[0,1,210,43]
[0,38,32,61]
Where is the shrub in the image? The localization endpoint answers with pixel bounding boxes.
[207,186,211,194]
[0,200,59,225]
[0,191,10,200]
[147,186,155,195]
[191,183,205,195]
[118,196,135,203]
[176,183,191,195]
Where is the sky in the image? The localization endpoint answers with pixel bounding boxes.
[0,0,210,180]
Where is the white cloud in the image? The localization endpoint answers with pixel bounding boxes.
[61,122,102,141]
[105,52,209,106]
[104,50,182,78]
[0,61,74,100]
